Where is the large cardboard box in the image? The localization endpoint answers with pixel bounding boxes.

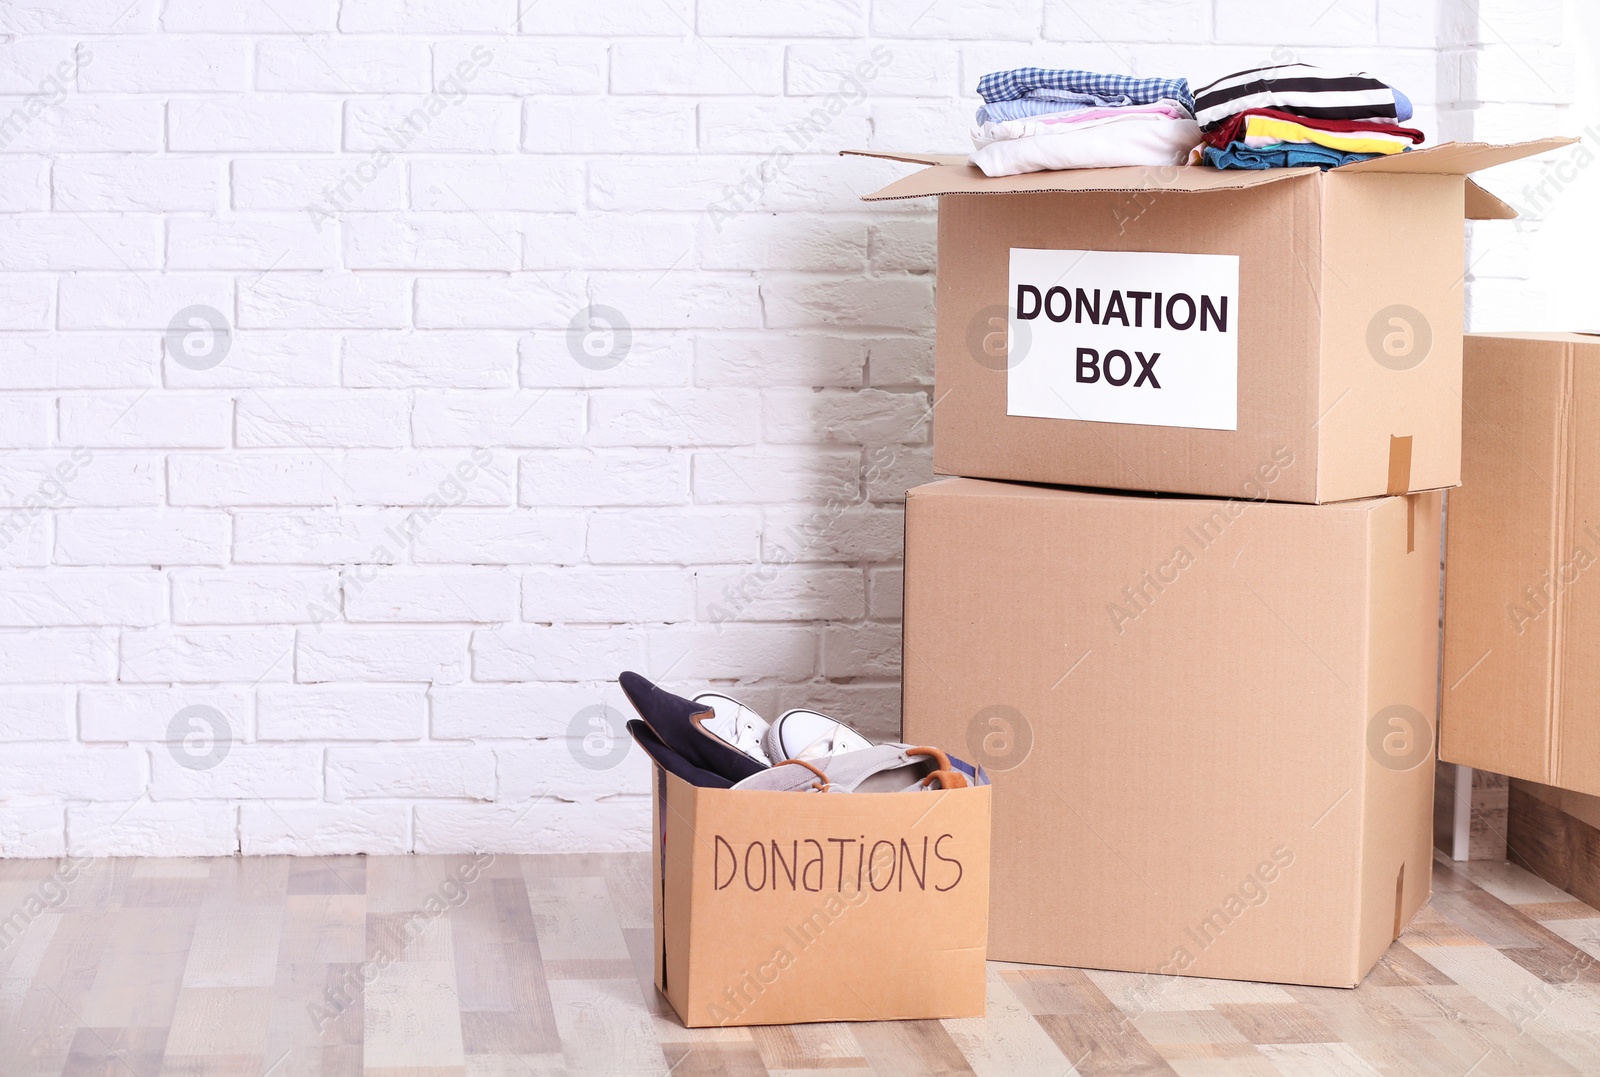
[851,139,1568,504]
[651,766,991,1027]
[902,478,1440,987]
[1442,332,1600,797]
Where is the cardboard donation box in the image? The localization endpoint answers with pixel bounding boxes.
[850,138,1569,504]
[902,478,1440,987]
[651,766,991,1027]
[1443,333,1600,797]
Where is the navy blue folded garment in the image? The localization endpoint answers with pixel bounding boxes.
[1202,141,1384,171]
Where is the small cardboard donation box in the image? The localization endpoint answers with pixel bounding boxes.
[651,765,992,1027]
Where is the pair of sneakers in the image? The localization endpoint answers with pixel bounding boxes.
[691,692,872,769]
[618,671,981,793]
[695,693,990,791]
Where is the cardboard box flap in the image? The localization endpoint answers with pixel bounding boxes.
[1464,180,1516,221]
[847,139,1569,218]
[849,156,1320,201]
[839,149,970,167]
[1467,330,1600,345]
[1333,136,1575,176]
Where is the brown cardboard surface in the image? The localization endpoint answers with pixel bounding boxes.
[1464,180,1516,221]
[857,155,1517,223]
[1442,334,1573,787]
[1443,333,1600,797]
[932,178,1330,503]
[922,170,1471,503]
[902,478,1439,987]
[850,139,1571,503]
[653,766,991,1027]
[1315,173,1464,503]
[1481,330,1600,344]
[1556,348,1600,786]
[1334,137,1576,175]
[856,159,1320,201]
[837,149,969,167]
[1358,493,1442,970]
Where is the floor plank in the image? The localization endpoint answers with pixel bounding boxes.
[0,852,1593,1075]
[1034,1012,1176,1076]
[940,968,1072,1077]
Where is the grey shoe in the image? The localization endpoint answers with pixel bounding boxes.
[731,746,969,793]
[822,745,970,792]
[731,758,831,792]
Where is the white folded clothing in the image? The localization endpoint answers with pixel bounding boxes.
[970,99,1193,146]
[968,113,1202,176]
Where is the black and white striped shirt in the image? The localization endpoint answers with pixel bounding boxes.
[1193,63,1401,130]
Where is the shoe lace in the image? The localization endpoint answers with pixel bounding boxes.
[792,723,854,765]
[776,757,831,792]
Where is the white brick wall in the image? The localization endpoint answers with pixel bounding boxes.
[1452,0,1593,331]
[0,0,1508,858]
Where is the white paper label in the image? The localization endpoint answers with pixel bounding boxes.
[1006,248,1240,431]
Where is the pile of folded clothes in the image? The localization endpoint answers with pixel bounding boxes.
[620,671,988,792]
[968,67,1201,178]
[1191,63,1425,170]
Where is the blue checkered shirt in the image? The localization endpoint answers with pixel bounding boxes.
[977,68,1194,112]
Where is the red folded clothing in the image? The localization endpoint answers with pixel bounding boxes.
[1200,107,1427,150]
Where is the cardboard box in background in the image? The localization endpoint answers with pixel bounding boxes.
[651,767,991,1028]
[850,139,1569,504]
[1442,332,1600,797]
[902,478,1441,987]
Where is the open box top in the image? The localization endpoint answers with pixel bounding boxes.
[843,137,1575,220]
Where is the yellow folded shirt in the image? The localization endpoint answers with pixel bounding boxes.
[1240,115,1411,155]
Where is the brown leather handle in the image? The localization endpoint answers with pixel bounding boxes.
[908,746,969,790]
[775,757,832,792]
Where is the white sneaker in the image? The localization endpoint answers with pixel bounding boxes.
[691,692,773,766]
[765,708,874,766]
[732,745,969,793]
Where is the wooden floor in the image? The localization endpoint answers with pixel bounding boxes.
[2,852,1599,1076]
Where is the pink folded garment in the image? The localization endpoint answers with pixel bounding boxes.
[968,112,1201,176]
